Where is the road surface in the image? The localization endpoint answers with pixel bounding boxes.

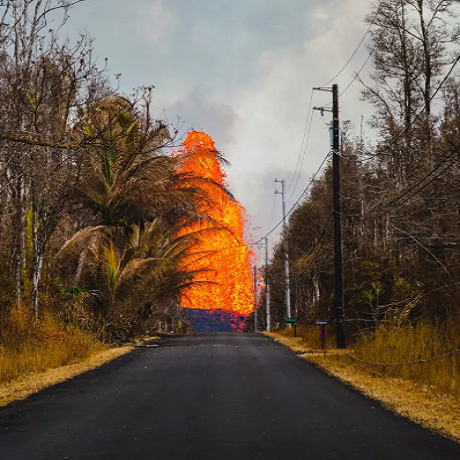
[0,333,459,459]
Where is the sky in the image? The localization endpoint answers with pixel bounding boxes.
[65,0,375,257]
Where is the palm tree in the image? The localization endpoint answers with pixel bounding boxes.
[56,94,233,336]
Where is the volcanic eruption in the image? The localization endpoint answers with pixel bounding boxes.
[177,131,254,331]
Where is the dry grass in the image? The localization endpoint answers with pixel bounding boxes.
[269,323,335,350]
[352,324,460,395]
[0,346,132,407]
[264,332,312,353]
[0,306,104,385]
[134,335,161,347]
[0,306,133,406]
[265,328,460,443]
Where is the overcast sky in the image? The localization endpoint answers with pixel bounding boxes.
[66,0,375,255]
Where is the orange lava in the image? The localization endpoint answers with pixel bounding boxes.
[177,130,254,316]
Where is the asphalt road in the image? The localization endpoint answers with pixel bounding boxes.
[0,333,459,460]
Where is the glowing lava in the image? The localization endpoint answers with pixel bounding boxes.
[177,131,254,327]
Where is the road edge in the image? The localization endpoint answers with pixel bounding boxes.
[0,346,133,407]
[263,331,460,444]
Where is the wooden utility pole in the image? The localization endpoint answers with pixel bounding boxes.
[313,84,346,349]
[332,84,346,349]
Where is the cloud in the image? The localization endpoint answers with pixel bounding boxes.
[141,1,178,48]
[167,86,239,151]
[314,6,330,21]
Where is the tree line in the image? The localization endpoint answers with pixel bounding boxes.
[0,0,230,340]
[265,0,460,339]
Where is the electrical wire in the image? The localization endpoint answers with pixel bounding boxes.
[287,24,372,198]
[362,54,460,220]
[339,48,374,97]
[321,23,373,87]
[369,150,457,222]
[283,24,374,218]
[314,49,373,111]
[258,30,460,259]
[255,152,331,245]
[286,90,314,195]
[287,23,373,198]
[288,98,317,201]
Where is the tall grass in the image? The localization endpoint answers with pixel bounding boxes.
[0,306,103,384]
[351,323,460,396]
[277,321,459,396]
[277,323,336,349]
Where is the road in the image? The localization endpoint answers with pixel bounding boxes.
[0,333,459,460]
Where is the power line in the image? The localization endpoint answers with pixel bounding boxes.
[316,49,374,111]
[288,26,373,198]
[321,23,373,87]
[369,150,457,222]
[286,90,314,195]
[259,33,460,267]
[358,52,460,220]
[339,48,374,97]
[288,100,317,201]
[288,26,372,197]
[255,152,331,245]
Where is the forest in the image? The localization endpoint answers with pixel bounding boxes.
[265,0,460,395]
[0,0,235,382]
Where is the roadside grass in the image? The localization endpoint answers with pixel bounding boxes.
[351,324,460,396]
[268,324,335,351]
[0,306,132,406]
[264,324,460,443]
[0,346,132,407]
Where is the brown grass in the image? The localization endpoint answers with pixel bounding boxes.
[270,323,336,350]
[0,306,104,384]
[0,346,132,407]
[265,327,460,443]
[352,324,460,395]
[0,306,133,406]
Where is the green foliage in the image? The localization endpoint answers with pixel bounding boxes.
[65,286,89,299]
[392,278,414,302]
[347,260,390,310]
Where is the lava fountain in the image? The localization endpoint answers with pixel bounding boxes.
[177,131,254,331]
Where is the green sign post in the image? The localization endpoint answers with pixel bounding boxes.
[284,317,297,337]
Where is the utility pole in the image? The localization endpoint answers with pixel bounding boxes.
[274,179,292,325]
[253,265,258,333]
[332,84,346,349]
[265,237,271,332]
[313,84,346,349]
